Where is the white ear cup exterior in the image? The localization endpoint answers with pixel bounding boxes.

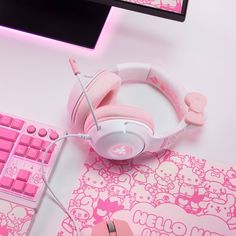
[87,120,153,160]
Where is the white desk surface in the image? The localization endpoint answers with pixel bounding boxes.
[0,0,236,235]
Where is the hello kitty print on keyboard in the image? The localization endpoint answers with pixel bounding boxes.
[0,112,65,236]
[58,149,236,236]
[121,0,183,13]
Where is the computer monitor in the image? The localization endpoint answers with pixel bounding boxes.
[0,0,188,49]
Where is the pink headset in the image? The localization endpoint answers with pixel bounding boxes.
[67,60,207,160]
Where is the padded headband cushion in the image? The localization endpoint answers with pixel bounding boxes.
[69,71,121,132]
[84,104,155,133]
[116,63,187,119]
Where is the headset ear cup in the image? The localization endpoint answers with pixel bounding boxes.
[84,104,155,133]
[67,71,121,132]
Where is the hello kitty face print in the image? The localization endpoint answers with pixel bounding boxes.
[58,149,236,236]
[130,183,154,204]
[178,166,202,186]
[83,168,107,189]
[109,174,131,197]
[156,161,179,182]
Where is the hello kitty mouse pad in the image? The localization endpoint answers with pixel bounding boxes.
[58,149,236,236]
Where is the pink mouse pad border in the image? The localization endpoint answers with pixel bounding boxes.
[57,149,236,236]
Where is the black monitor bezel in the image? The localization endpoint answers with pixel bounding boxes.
[0,0,111,48]
[88,0,189,22]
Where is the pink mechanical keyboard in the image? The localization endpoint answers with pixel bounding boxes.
[0,112,65,235]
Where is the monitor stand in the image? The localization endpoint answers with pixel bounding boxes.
[0,0,111,48]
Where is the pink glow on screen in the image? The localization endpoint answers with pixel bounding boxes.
[121,0,183,13]
[0,8,121,55]
[0,25,92,53]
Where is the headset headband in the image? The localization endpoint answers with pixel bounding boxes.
[113,63,188,136]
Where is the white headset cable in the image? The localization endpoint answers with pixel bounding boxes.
[41,133,91,236]
[69,58,101,131]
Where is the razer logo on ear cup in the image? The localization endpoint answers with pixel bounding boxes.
[109,144,133,157]
[184,92,207,126]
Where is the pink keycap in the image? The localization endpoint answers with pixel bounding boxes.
[0,139,14,152]
[27,125,36,134]
[31,138,43,150]
[0,163,5,174]
[38,128,47,137]
[0,127,19,141]
[11,119,25,130]
[19,135,32,146]
[26,148,39,160]
[12,180,26,193]
[24,183,38,197]
[50,131,59,140]
[15,145,28,157]
[38,152,52,164]
[0,115,12,127]
[42,141,55,153]
[17,169,31,182]
[0,151,9,163]
[0,176,14,189]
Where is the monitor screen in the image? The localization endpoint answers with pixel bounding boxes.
[0,0,188,49]
[120,0,183,13]
[88,0,188,21]
[0,0,111,48]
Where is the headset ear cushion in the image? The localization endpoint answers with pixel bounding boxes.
[67,71,121,132]
[84,104,155,133]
